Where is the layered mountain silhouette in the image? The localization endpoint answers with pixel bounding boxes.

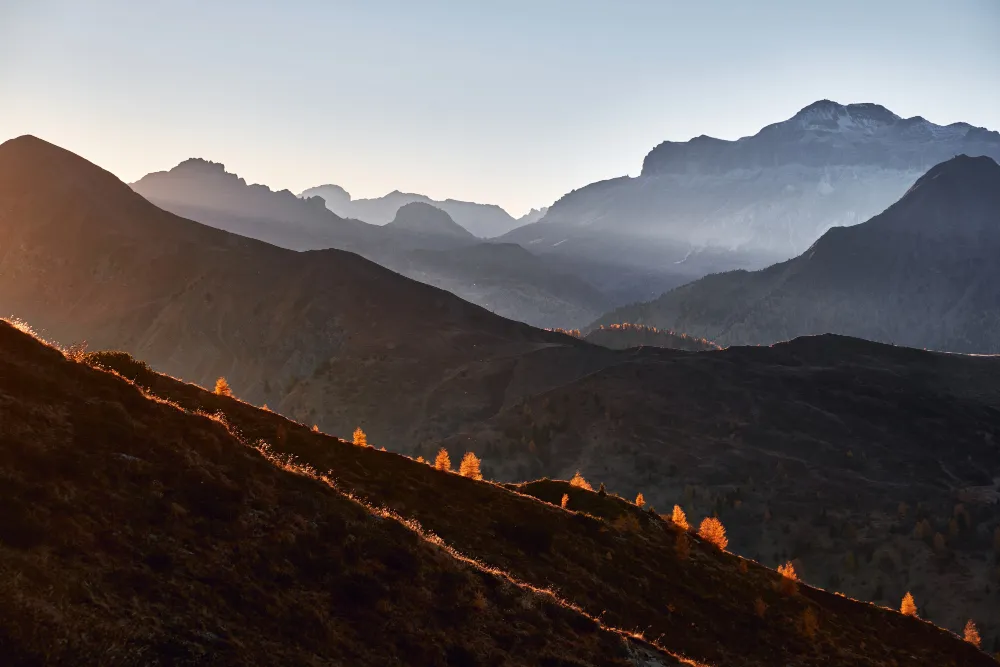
[3,320,995,666]
[5,135,1000,645]
[1,135,601,444]
[500,101,1000,302]
[596,154,1000,353]
[301,183,538,237]
[132,158,386,252]
[132,156,606,327]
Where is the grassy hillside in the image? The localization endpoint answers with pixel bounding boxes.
[0,319,683,666]
[6,321,992,666]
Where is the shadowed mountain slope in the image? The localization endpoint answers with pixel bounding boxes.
[595,155,1000,353]
[0,135,604,445]
[438,334,1000,645]
[0,320,684,667]
[6,320,993,666]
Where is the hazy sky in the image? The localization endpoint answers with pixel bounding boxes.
[2,1,998,215]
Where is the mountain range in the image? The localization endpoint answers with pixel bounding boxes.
[131,101,1000,328]
[501,100,1000,302]
[595,154,1000,353]
[4,134,1000,647]
[132,157,606,327]
[300,182,545,237]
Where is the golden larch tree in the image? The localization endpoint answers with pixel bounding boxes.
[777,561,798,581]
[214,377,232,397]
[560,493,569,509]
[459,452,483,480]
[900,592,918,617]
[352,427,368,447]
[671,504,689,530]
[777,561,799,596]
[963,619,981,648]
[699,516,728,550]
[635,492,645,508]
[569,471,593,491]
[434,447,451,471]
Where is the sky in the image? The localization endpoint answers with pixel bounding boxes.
[2,1,999,216]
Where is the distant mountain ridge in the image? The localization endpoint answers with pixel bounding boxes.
[131,157,606,327]
[642,100,999,175]
[301,183,541,238]
[499,100,1000,301]
[385,201,476,240]
[594,154,1000,353]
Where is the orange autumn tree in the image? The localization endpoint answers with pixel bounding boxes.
[214,377,232,397]
[434,447,451,472]
[635,492,645,508]
[900,592,918,617]
[963,619,981,648]
[671,504,689,530]
[699,516,728,550]
[569,471,593,491]
[352,427,368,447]
[459,452,483,480]
[777,561,799,596]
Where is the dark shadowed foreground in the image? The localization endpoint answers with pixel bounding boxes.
[2,321,992,666]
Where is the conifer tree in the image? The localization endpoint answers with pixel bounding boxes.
[352,427,368,447]
[699,516,729,550]
[569,471,593,491]
[214,377,232,397]
[434,447,451,471]
[459,452,483,480]
[900,592,918,617]
[671,504,689,530]
[635,492,645,508]
[963,619,981,648]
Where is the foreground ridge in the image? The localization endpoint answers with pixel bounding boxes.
[3,320,991,666]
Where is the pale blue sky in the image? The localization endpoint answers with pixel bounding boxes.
[2,0,998,215]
